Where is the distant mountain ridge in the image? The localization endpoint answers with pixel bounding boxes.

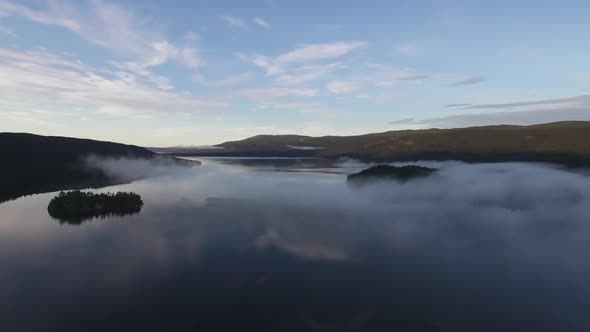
[156,121,590,166]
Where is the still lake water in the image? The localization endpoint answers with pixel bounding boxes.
[1,157,590,331]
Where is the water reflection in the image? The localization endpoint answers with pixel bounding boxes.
[0,159,589,331]
[49,209,142,225]
[191,156,367,174]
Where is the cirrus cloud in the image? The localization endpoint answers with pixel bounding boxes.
[249,41,366,75]
[0,48,225,119]
[234,87,319,100]
[0,0,201,72]
[327,80,361,94]
[253,17,270,29]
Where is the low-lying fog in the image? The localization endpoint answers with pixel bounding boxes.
[1,158,589,331]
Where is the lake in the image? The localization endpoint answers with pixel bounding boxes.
[1,158,590,331]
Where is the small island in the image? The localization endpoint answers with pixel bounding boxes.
[347,164,438,183]
[47,190,143,224]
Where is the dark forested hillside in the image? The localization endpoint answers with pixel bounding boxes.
[157,121,590,166]
[0,133,155,202]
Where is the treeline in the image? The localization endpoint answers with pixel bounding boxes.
[47,190,143,224]
[0,133,154,203]
[165,121,590,167]
[347,164,438,183]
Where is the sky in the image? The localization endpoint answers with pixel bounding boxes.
[0,0,589,146]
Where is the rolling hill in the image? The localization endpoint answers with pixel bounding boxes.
[156,121,590,166]
[0,133,174,202]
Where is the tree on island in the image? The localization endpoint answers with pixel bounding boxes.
[47,190,143,224]
[347,164,438,183]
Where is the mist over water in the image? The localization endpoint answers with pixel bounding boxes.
[1,158,590,331]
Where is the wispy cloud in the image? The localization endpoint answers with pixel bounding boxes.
[465,95,590,109]
[0,48,224,118]
[222,15,248,28]
[267,63,429,99]
[394,44,420,56]
[195,72,253,87]
[390,108,590,128]
[388,118,416,125]
[0,0,202,73]
[450,75,487,86]
[0,24,17,37]
[112,60,175,90]
[249,41,366,75]
[373,73,428,87]
[253,17,270,29]
[240,42,365,90]
[234,87,318,100]
[327,80,361,94]
[256,101,322,111]
[0,1,80,31]
[445,103,472,107]
[274,62,342,85]
[390,95,590,128]
[350,64,429,89]
[253,101,330,117]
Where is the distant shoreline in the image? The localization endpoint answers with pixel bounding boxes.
[164,151,590,168]
[150,121,590,168]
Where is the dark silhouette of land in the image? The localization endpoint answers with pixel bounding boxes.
[3,122,590,203]
[0,133,194,203]
[347,165,438,183]
[153,121,590,167]
[47,190,143,224]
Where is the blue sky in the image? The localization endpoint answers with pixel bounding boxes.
[0,0,589,146]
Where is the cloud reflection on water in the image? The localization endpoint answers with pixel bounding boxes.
[0,159,590,331]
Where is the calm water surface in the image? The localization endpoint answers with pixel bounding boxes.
[1,158,590,331]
